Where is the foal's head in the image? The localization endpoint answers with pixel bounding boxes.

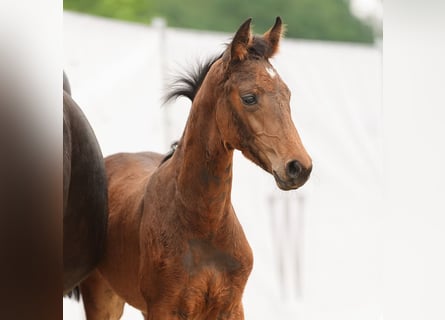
[212,17,312,190]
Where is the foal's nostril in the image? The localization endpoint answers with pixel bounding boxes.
[286,160,302,179]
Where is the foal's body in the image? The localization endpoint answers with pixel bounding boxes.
[81,17,312,319]
[87,85,254,317]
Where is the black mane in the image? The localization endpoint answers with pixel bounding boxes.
[163,35,271,104]
[160,141,178,164]
[161,54,222,165]
[164,53,223,103]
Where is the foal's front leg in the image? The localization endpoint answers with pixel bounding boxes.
[216,304,246,320]
[139,272,180,319]
[81,269,125,320]
[229,305,246,320]
[143,293,247,320]
[143,295,183,320]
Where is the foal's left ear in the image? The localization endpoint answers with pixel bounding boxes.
[263,17,284,58]
[230,18,253,62]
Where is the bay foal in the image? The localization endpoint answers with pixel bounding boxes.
[80,17,312,319]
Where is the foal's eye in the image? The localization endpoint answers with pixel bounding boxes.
[241,94,257,106]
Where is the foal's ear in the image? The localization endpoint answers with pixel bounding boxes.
[263,17,284,58]
[230,18,252,62]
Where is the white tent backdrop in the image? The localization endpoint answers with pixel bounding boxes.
[64,11,382,320]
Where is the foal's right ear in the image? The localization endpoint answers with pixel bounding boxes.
[230,18,252,62]
[263,17,284,58]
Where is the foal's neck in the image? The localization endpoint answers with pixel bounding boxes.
[173,72,233,232]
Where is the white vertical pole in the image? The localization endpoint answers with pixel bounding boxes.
[152,17,171,150]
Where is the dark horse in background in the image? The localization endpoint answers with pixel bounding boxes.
[63,72,108,294]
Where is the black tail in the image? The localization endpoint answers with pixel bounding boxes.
[64,286,81,301]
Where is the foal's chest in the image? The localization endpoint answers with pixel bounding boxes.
[183,239,241,275]
[174,239,248,318]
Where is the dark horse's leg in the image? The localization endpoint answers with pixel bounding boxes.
[63,90,108,293]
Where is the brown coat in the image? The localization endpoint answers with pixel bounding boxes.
[80,17,311,320]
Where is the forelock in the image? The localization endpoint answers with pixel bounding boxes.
[247,37,272,59]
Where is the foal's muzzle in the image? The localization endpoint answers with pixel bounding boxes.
[273,160,312,190]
